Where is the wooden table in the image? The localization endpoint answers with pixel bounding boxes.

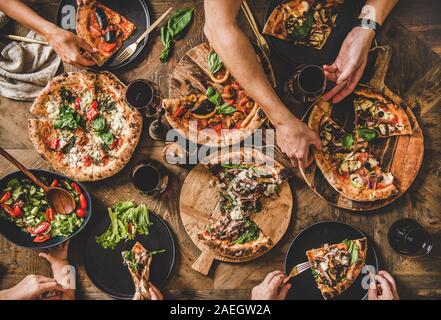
[1,0,441,300]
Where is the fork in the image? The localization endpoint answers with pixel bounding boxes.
[283,261,313,284]
[113,7,173,64]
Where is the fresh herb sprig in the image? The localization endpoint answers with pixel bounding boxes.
[206,87,236,115]
[208,51,224,75]
[160,7,195,63]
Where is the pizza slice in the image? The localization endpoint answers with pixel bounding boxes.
[325,149,398,201]
[197,217,272,258]
[122,242,152,300]
[354,87,412,139]
[77,0,136,66]
[263,0,344,50]
[306,238,367,299]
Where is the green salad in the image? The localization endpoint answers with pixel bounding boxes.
[0,177,87,243]
[96,201,153,250]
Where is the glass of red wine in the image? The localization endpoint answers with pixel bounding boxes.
[285,64,327,103]
[125,79,161,118]
[131,160,169,196]
[388,218,433,256]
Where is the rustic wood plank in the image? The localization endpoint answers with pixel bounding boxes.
[0,0,440,300]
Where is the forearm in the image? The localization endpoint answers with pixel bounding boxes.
[0,0,58,38]
[204,2,295,127]
[362,0,398,24]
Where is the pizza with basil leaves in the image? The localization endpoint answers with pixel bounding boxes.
[164,84,266,146]
[29,71,142,181]
[306,238,367,299]
[263,0,344,50]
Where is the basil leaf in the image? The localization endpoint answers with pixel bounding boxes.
[357,128,378,141]
[208,51,223,75]
[206,86,223,106]
[342,133,354,149]
[53,105,81,130]
[167,7,195,38]
[160,7,195,63]
[100,132,114,146]
[92,116,106,132]
[216,103,236,115]
[60,87,75,103]
[290,14,313,40]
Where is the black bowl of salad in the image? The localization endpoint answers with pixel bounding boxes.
[0,170,92,249]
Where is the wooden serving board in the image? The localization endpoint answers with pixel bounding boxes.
[300,46,424,211]
[179,159,293,275]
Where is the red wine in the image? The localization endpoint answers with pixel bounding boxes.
[298,65,326,93]
[286,65,326,103]
[388,219,433,256]
[126,80,154,109]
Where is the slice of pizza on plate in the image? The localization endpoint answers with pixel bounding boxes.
[77,0,136,66]
[263,0,344,50]
[122,242,152,300]
[306,238,367,299]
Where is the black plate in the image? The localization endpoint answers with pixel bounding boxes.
[0,170,92,250]
[284,221,378,300]
[84,210,175,299]
[264,1,362,66]
[56,0,150,71]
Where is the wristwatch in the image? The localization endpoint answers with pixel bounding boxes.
[354,18,382,35]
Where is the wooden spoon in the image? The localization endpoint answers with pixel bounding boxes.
[0,147,76,214]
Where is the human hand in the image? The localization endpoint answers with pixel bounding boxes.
[251,271,291,300]
[1,275,65,300]
[39,240,69,271]
[275,113,321,168]
[368,270,399,300]
[149,282,164,300]
[322,27,375,103]
[76,0,92,5]
[45,26,96,68]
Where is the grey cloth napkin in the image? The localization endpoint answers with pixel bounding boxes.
[0,12,61,101]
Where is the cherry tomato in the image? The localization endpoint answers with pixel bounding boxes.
[83,155,92,167]
[30,222,50,235]
[75,208,87,218]
[33,234,51,243]
[13,204,23,218]
[211,123,222,135]
[45,208,56,222]
[79,193,87,210]
[50,179,59,188]
[71,182,81,194]
[101,41,117,53]
[48,138,60,151]
[86,101,99,121]
[74,97,81,111]
[0,191,11,203]
[172,106,185,119]
[1,204,16,218]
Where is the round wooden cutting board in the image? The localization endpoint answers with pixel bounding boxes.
[300,46,424,211]
[179,157,293,275]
